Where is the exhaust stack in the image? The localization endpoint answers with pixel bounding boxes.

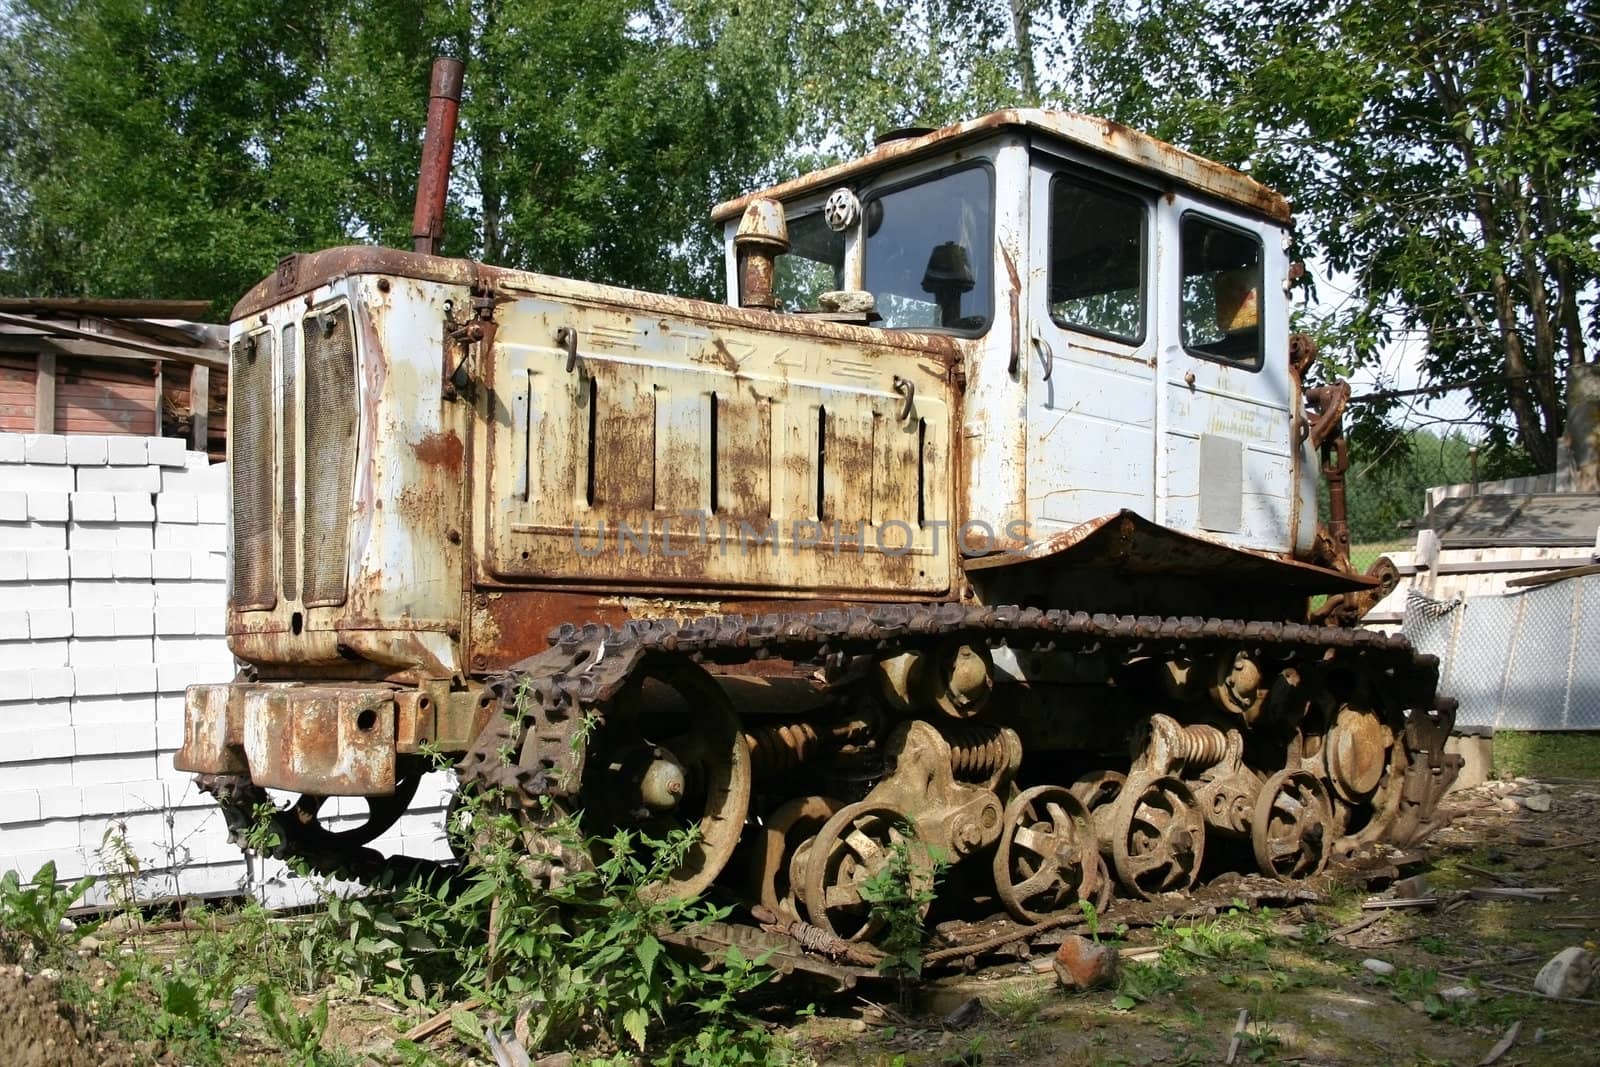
[411,57,465,257]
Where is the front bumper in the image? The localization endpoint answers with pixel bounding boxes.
[175,682,428,795]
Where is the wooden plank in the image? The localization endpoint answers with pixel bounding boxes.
[33,352,55,433]
[0,297,214,319]
[151,362,162,435]
[189,365,210,450]
[0,312,226,369]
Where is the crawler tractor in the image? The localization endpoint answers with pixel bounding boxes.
[178,60,1460,964]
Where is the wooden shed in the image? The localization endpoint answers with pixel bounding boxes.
[0,298,227,458]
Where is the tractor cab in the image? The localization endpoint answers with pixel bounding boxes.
[714,111,1319,567]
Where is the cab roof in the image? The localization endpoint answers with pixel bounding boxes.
[710,108,1291,226]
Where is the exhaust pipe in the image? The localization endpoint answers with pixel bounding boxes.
[411,56,465,257]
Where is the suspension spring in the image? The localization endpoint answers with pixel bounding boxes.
[1170,721,1229,769]
[743,721,823,777]
[942,724,1010,782]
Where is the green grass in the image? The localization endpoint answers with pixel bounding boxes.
[1492,730,1600,780]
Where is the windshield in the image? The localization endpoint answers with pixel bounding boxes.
[772,212,845,311]
[863,166,993,332]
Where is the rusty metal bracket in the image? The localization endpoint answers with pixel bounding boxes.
[892,376,915,421]
[556,325,579,373]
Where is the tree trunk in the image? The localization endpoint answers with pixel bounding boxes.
[1007,0,1039,103]
[1569,360,1600,492]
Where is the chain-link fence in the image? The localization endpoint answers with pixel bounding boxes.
[1402,578,1600,731]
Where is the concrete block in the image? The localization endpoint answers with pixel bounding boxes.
[81,780,161,817]
[1446,731,1494,793]
[197,495,227,525]
[0,492,25,522]
[116,664,158,696]
[71,694,154,726]
[70,636,153,667]
[156,714,185,752]
[78,465,160,493]
[0,522,65,550]
[0,612,26,641]
[71,609,115,638]
[146,436,187,468]
[0,639,65,670]
[113,608,154,637]
[71,580,155,609]
[68,549,114,579]
[68,521,152,551]
[155,635,226,663]
[37,786,82,820]
[104,437,149,466]
[192,608,225,635]
[0,790,41,825]
[71,752,158,787]
[23,434,67,464]
[0,755,73,787]
[27,609,73,640]
[153,606,194,635]
[158,660,235,693]
[113,492,155,523]
[154,579,225,608]
[25,493,68,522]
[65,435,108,466]
[26,549,69,580]
[162,463,226,494]
[68,492,117,523]
[150,551,189,579]
[190,553,225,580]
[3,466,74,492]
[30,669,75,700]
[72,666,118,697]
[0,670,28,703]
[0,552,23,581]
[112,551,153,579]
[155,522,225,552]
[18,581,69,609]
[156,492,199,524]
[0,434,23,463]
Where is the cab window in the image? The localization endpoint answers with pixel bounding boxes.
[1180,215,1263,369]
[1049,173,1146,343]
[773,211,845,311]
[863,165,993,333]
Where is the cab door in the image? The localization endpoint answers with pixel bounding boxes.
[1025,162,1158,533]
[1153,196,1295,552]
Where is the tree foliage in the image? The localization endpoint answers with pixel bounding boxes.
[1056,0,1599,470]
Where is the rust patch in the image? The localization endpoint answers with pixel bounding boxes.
[704,337,741,374]
[414,429,464,470]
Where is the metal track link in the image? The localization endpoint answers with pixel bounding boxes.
[460,602,1441,807]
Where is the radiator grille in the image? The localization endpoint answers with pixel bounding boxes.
[230,332,276,610]
[302,305,357,606]
[278,322,300,602]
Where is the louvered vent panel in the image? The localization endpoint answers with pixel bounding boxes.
[278,322,300,602]
[230,332,276,610]
[302,306,358,606]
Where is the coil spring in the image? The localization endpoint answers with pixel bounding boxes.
[743,721,823,777]
[942,724,1009,782]
[1170,721,1229,769]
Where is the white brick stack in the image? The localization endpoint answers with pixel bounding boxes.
[0,431,453,906]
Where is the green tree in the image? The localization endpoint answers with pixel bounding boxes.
[1055,0,1599,472]
[0,0,797,309]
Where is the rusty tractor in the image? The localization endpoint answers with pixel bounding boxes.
[178,59,1459,973]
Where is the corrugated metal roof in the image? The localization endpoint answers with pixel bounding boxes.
[1422,493,1600,548]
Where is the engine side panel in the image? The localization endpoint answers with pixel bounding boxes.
[479,284,956,595]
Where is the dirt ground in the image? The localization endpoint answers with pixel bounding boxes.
[3,776,1596,1066]
[791,777,1600,1067]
